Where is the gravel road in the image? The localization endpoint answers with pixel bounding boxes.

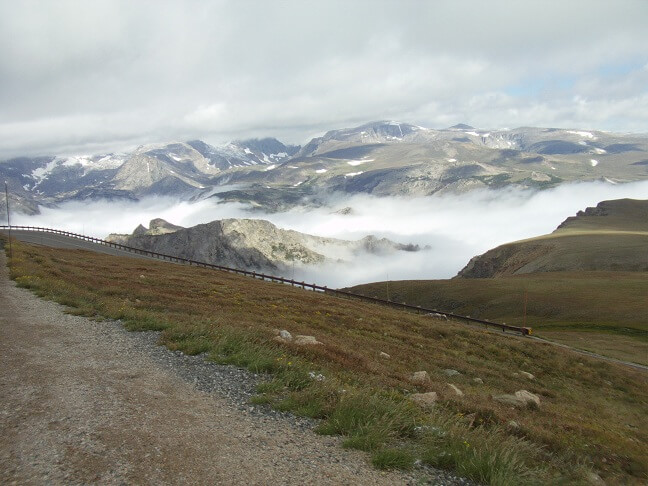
[0,251,473,485]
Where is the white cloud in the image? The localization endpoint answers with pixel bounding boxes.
[1,0,647,157]
[13,180,648,287]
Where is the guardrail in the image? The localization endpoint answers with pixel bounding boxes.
[0,225,532,336]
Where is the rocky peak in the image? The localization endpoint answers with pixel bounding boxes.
[148,218,184,235]
[132,224,148,236]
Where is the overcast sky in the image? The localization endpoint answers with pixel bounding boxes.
[1,0,647,158]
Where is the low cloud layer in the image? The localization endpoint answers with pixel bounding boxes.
[1,1,647,158]
[12,180,648,287]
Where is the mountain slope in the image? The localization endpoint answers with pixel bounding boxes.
[107,218,420,272]
[457,199,648,277]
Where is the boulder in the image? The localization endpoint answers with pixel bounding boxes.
[448,384,464,396]
[379,351,391,359]
[409,392,438,408]
[472,378,484,384]
[519,371,535,380]
[273,329,293,343]
[443,369,461,377]
[515,390,540,406]
[411,371,430,383]
[294,335,322,346]
[492,394,527,408]
[279,330,293,340]
[492,389,541,408]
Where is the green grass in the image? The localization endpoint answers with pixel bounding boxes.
[348,272,648,337]
[372,448,416,470]
[4,240,647,485]
[347,272,648,366]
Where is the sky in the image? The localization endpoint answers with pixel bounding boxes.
[1,0,648,159]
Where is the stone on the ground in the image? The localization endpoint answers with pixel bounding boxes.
[472,377,483,384]
[508,420,520,429]
[379,351,391,359]
[448,384,464,396]
[294,335,322,346]
[273,329,294,343]
[586,472,604,484]
[519,371,535,380]
[515,390,540,406]
[409,392,438,408]
[411,371,430,383]
[492,389,541,408]
[443,369,461,377]
[279,330,293,340]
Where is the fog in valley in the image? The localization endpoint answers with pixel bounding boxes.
[12,180,648,287]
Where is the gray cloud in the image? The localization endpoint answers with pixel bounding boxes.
[1,0,647,158]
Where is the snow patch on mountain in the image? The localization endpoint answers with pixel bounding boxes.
[568,130,596,139]
[347,159,374,166]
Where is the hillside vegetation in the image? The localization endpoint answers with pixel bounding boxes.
[348,273,648,365]
[3,238,647,485]
[350,199,648,366]
[458,199,648,277]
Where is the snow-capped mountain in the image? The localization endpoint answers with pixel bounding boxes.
[1,121,647,216]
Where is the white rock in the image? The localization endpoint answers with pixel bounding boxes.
[519,371,535,380]
[294,335,322,346]
[586,472,604,484]
[492,394,527,407]
[409,392,438,408]
[379,351,391,359]
[279,330,293,341]
[472,378,484,384]
[411,371,430,383]
[448,384,463,396]
[492,389,541,408]
[443,369,461,377]
[514,390,540,406]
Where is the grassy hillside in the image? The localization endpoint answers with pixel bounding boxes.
[458,199,648,277]
[3,238,647,485]
[347,272,648,365]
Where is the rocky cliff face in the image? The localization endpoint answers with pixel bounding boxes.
[107,218,421,273]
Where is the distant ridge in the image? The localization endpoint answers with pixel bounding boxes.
[457,198,648,277]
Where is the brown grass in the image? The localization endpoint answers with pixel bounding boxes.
[5,240,648,484]
[539,331,648,366]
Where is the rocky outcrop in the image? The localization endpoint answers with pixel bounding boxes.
[106,217,420,273]
[456,243,553,278]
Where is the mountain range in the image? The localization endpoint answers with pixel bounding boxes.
[2,121,647,216]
